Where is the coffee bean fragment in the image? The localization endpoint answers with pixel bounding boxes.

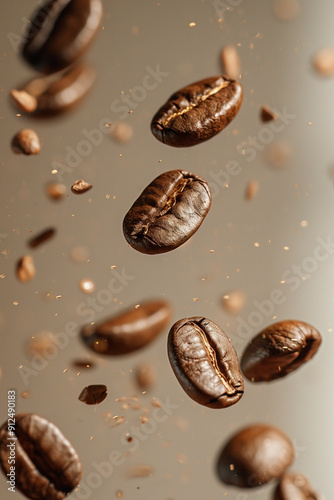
[216,424,294,488]
[168,317,244,409]
[274,472,321,500]
[22,0,103,74]
[151,75,243,147]
[81,300,172,355]
[110,122,133,143]
[222,290,246,314]
[78,384,107,405]
[0,413,82,500]
[245,180,259,200]
[10,89,37,113]
[71,179,92,194]
[123,170,211,254]
[241,320,321,382]
[221,45,241,80]
[28,227,56,248]
[46,182,67,201]
[127,465,153,478]
[16,255,36,283]
[72,360,95,369]
[260,105,278,122]
[136,364,155,389]
[11,129,41,155]
[313,47,334,76]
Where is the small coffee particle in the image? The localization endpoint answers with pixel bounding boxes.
[151,397,161,409]
[127,465,153,478]
[221,45,241,80]
[72,360,95,370]
[223,290,246,314]
[260,105,277,122]
[28,227,56,248]
[79,279,95,294]
[273,0,300,21]
[10,89,37,113]
[27,331,56,357]
[16,255,35,283]
[266,141,291,168]
[78,384,108,405]
[136,364,155,389]
[70,245,90,263]
[116,491,123,499]
[11,129,41,155]
[111,122,133,143]
[21,391,30,399]
[313,47,334,76]
[46,182,67,201]
[71,179,93,194]
[245,180,259,200]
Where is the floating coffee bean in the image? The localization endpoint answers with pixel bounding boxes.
[168,317,244,408]
[18,63,96,116]
[10,89,37,113]
[81,300,172,355]
[28,227,56,248]
[16,255,36,283]
[0,413,82,500]
[151,75,243,147]
[123,170,211,254]
[274,472,320,500]
[11,129,41,155]
[78,384,107,405]
[22,0,103,74]
[71,179,93,194]
[216,424,294,488]
[241,320,322,382]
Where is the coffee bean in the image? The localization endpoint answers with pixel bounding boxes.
[0,413,82,499]
[123,170,211,254]
[274,472,320,500]
[11,129,41,155]
[16,255,36,283]
[28,227,56,248]
[81,300,172,355]
[216,424,294,488]
[46,182,67,201]
[151,76,243,147]
[241,320,322,382]
[78,384,107,405]
[20,63,96,116]
[71,179,93,194]
[167,317,244,409]
[22,0,103,74]
[10,89,37,113]
[221,45,241,80]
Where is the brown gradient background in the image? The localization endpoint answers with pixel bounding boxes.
[0,1,333,498]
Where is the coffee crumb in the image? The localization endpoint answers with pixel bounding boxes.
[313,47,334,76]
[27,331,56,357]
[28,227,56,248]
[70,246,90,263]
[79,279,95,294]
[151,397,162,408]
[46,182,67,201]
[72,360,95,369]
[21,391,30,399]
[273,0,300,21]
[11,89,37,113]
[16,255,35,283]
[110,122,133,143]
[245,180,259,200]
[11,129,41,155]
[71,179,93,194]
[136,364,155,389]
[127,465,153,478]
[260,105,277,122]
[221,45,241,80]
[223,290,246,314]
[266,142,292,168]
[116,491,123,498]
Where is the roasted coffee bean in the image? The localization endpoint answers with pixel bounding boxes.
[151,75,243,147]
[10,89,37,113]
[260,104,277,122]
[0,413,82,499]
[11,129,41,155]
[16,255,36,283]
[123,170,211,254]
[274,472,320,500]
[168,317,244,409]
[22,0,103,74]
[241,320,322,382]
[81,300,172,355]
[216,424,294,488]
[20,63,96,116]
[28,227,56,248]
[78,384,107,405]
